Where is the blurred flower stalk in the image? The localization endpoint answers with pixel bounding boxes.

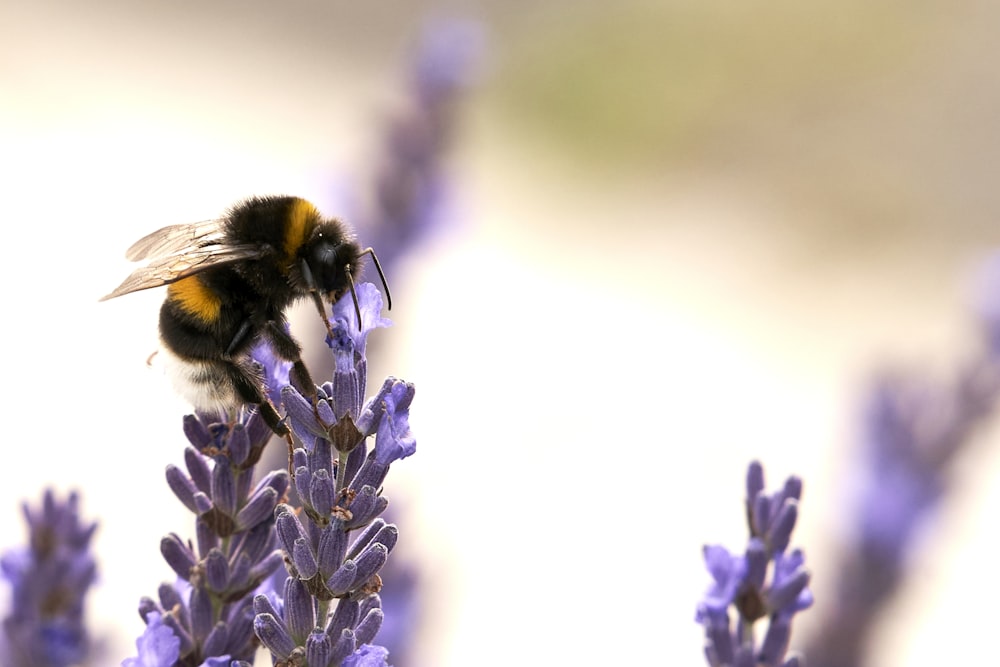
[0,491,98,667]
[802,253,1000,667]
[356,18,483,269]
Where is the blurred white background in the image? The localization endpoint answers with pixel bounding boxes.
[2,1,1000,665]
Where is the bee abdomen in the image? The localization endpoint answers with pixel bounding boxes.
[159,347,242,413]
[157,295,262,415]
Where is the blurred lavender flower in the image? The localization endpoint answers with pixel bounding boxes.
[123,349,291,667]
[356,17,483,270]
[696,461,812,667]
[254,283,413,667]
[1,490,98,667]
[803,255,1000,667]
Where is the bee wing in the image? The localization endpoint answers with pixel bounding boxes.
[100,243,266,301]
[124,219,227,261]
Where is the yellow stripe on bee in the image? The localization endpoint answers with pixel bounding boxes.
[284,198,318,258]
[168,276,221,322]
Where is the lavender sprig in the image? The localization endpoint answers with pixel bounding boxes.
[802,373,999,666]
[254,283,414,666]
[802,256,1000,667]
[124,358,291,666]
[357,18,482,269]
[0,490,98,667]
[696,461,812,667]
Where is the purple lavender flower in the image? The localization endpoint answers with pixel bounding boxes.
[125,348,290,667]
[696,461,811,667]
[258,283,413,666]
[342,644,391,667]
[122,612,181,667]
[251,337,293,411]
[120,19,474,663]
[0,490,98,667]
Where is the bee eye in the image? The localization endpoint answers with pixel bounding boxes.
[308,242,350,294]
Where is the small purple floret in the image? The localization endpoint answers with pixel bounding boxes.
[121,612,180,667]
[342,643,392,667]
[697,462,812,667]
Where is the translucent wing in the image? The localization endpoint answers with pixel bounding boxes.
[124,219,227,261]
[100,242,266,301]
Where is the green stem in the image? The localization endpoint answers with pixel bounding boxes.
[336,449,351,494]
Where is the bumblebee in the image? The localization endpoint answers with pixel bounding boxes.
[102,195,389,436]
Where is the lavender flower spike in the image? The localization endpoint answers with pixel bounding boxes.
[696,462,812,667]
[804,367,1000,666]
[259,284,414,666]
[127,344,290,666]
[1,489,98,667]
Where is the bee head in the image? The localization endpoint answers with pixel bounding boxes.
[304,237,362,302]
[298,226,391,332]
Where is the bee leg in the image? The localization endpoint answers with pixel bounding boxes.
[222,359,294,470]
[225,319,255,357]
[261,322,318,476]
[223,317,295,448]
[264,321,318,404]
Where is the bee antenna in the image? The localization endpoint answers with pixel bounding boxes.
[360,247,392,311]
[345,266,363,331]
